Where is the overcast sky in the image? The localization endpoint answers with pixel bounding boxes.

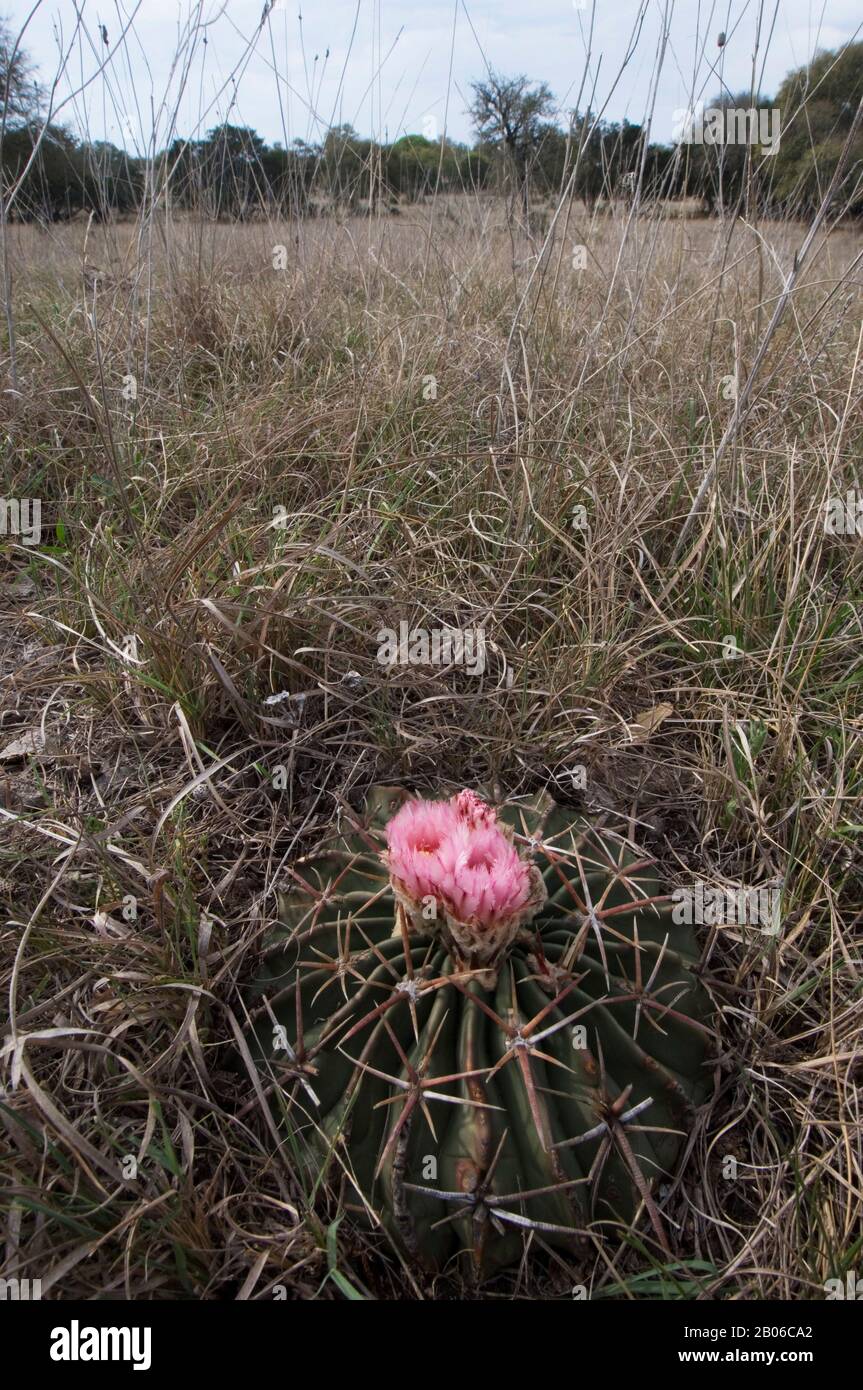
[9,0,863,152]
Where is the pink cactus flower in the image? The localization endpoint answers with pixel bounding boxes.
[432,821,531,925]
[384,790,547,969]
[382,796,462,904]
[453,788,498,830]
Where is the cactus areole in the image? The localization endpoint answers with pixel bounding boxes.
[247,787,710,1275]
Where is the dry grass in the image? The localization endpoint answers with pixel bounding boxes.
[1,195,862,1299]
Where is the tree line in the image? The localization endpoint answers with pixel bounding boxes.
[1,19,860,225]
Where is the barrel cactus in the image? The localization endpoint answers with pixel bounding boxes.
[246,786,710,1276]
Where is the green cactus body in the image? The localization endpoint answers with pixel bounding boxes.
[246,787,710,1275]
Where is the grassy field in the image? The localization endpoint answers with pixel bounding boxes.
[1,195,862,1299]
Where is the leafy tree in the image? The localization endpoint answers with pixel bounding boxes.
[469,71,556,219]
[385,134,489,201]
[319,124,373,210]
[2,123,139,220]
[197,124,268,218]
[0,16,40,127]
[772,42,863,216]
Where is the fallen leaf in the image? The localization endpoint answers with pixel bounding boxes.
[0,728,48,761]
[627,702,674,743]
